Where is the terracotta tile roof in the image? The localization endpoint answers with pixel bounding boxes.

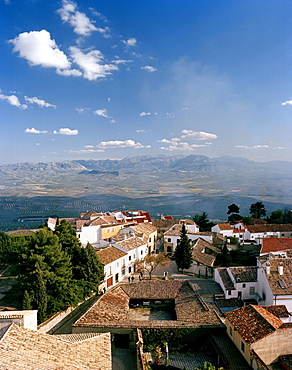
[0,323,111,369]
[217,268,235,291]
[265,257,292,295]
[261,238,292,254]
[246,224,292,233]
[164,224,199,236]
[130,223,157,236]
[192,239,220,267]
[115,236,146,251]
[97,246,127,265]
[228,266,258,283]
[217,223,233,231]
[263,305,289,318]
[74,280,223,329]
[225,305,283,344]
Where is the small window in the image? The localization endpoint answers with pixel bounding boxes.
[129,255,132,261]
[168,238,171,242]
[141,250,143,255]
[241,341,245,353]
[250,286,255,295]
[228,290,231,296]
[242,284,246,288]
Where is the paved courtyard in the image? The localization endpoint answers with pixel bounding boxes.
[128,306,176,321]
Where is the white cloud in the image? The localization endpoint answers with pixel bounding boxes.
[0,93,27,109]
[69,46,118,80]
[121,38,137,47]
[234,145,269,149]
[57,0,102,36]
[93,109,110,118]
[9,30,70,69]
[136,129,147,133]
[97,139,150,149]
[181,130,217,140]
[160,141,212,151]
[139,112,151,116]
[69,148,104,153]
[76,107,90,114]
[24,96,56,108]
[166,113,174,119]
[112,58,133,65]
[141,66,157,72]
[281,100,292,106]
[53,128,79,135]
[25,128,48,134]
[56,68,82,77]
[158,138,181,144]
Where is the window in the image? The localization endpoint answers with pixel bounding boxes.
[228,290,231,296]
[129,255,132,261]
[250,286,255,295]
[242,284,246,288]
[115,273,119,283]
[141,250,143,255]
[168,238,171,242]
[241,341,245,353]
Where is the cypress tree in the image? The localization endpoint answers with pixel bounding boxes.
[174,223,193,273]
[35,267,48,323]
[22,290,33,310]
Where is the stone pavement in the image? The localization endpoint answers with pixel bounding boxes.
[112,348,137,370]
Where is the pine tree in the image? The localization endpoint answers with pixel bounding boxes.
[174,223,193,273]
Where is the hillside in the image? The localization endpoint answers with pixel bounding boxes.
[1,154,292,229]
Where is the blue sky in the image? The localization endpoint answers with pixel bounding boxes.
[1,0,292,164]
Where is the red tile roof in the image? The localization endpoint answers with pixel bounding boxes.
[261,238,292,254]
[225,305,283,344]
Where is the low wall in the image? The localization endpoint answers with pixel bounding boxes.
[38,305,74,333]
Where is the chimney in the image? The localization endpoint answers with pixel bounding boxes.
[278,262,283,276]
[266,262,270,275]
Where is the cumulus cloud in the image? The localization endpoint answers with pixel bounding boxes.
[121,38,137,47]
[69,46,118,80]
[57,0,104,36]
[139,112,151,116]
[96,139,150,149]
[9,30,70,69]
[53,128,79,135]
[281,100,292,106]
[181,130,217,140]
[93,108,110,118]
[25,128,48,134]
[24,96,56,108]
[141,66,157,72]
[0,93,27,109]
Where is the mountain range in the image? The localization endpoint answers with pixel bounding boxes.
[1,154,292,229]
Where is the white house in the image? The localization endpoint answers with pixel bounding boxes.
[257,253,292,312]
[113,236,148,274]
[163,221,214,254]
[97,246,128,289]
[214,266,258,301]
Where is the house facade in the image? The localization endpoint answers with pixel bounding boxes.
[214,266,258,301]
[225,304,292,369]
[257,253,292,312]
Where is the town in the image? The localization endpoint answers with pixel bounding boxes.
[0,206,291,370]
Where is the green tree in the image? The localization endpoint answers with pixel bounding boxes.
[267,209,283,224]
[35,266,48,323]
[173,223,193,273]
[249,201,266,219]
[216,240,230,267]
[227,203,240,215]
[282,208,292,223]
[134,254,170,279]
[0,230,13,262]
[15,228,78,318]
[193,212,214,231]
[22,290,33,310]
